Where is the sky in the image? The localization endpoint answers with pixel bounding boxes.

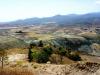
[0,0,100,22]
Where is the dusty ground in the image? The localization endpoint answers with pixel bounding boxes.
[1,54,100,75]
[32,62,100,75]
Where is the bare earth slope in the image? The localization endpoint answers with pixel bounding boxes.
[33,62,100,75]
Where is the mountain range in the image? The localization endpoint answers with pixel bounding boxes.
[0,12,100,27]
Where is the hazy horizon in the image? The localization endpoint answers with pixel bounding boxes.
[0,0,100,22]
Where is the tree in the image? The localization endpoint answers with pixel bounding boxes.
[0,43,8,69]
[38,40,43,47]
[66,48,71,57]
[36,46,53,63]
[31,50,40,62]
[37,51,49,63]
[58,47,66,63]
[43,47,53,56]
[28,48,33,62]
[15,30,23,33]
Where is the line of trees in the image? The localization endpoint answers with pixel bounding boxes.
[28,40,81,64]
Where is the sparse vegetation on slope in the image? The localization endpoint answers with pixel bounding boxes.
[0,68,34,75]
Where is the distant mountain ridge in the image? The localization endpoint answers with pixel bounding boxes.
[0,12,100,27]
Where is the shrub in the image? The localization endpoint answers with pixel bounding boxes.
[49,54,61,64]
[30,42,37,48]
[58,47,66,63]
[37,51,49,63]
[68,51,81,61]
[66,48,71,57]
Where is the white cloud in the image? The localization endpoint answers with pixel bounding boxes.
[96,0,100,4]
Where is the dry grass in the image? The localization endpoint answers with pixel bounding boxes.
[27,32,54,40]
[7,48,28,54]
[0,68,34,75]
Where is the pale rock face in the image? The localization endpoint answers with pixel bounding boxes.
[7,54,27,62]
[47,61,51,64]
